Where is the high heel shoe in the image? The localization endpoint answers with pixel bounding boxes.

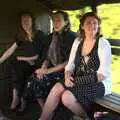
[17,105,26,112]
[15,105,27,116]
[15,100,27,116]
[9,103,20,113]
[18,98,27,112]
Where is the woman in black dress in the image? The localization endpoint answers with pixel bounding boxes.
[0,11,47,111]
[39,12,112,120]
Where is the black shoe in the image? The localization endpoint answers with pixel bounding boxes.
[15,107,27,116]
[17,106,26,112]
[9,103,20,113]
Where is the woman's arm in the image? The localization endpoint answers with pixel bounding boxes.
[97,38,112,81]
[64,38,80,87]
[47,61,67,74]
[36,38,80,78]
[17,55,38,61]
[35,61,67,79]
[64,71,75,87]
[65,38,80,73]
[0,42,17,64]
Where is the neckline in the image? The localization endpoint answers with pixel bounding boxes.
[80,38,99,57]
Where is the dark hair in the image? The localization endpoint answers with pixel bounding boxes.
[16,10,35,40]
[78,12,101,39]
[51,11,71,31]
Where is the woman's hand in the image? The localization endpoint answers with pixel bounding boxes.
[65,71,75,87]
[97,73,105,81]
[17,56,25,61]
[35,68,48,79]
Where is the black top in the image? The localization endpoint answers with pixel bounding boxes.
[15,39,36,57]
[74,38,100,77]
[14,30,49,67]
[48,31,76,66]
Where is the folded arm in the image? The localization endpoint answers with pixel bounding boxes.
[17,55,38,61]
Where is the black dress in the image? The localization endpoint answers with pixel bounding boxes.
[68,39,105,105]
[9,31,47,96]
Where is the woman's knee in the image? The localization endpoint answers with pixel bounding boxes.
[50,82,65,97]
[62,90,76,106]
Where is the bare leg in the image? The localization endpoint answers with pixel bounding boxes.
[18,97,27,112]
[10,88,19,109]
[61,90,88,119]
[37,98,54,120]
[40,83,65,120]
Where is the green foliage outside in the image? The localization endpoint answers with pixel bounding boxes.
[66,3,120,93]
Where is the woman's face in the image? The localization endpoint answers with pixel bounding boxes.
[52,14,66,32]
[81,16,99,37]
[21,15,32,30]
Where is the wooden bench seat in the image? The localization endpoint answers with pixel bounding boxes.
[95,93,120,114]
